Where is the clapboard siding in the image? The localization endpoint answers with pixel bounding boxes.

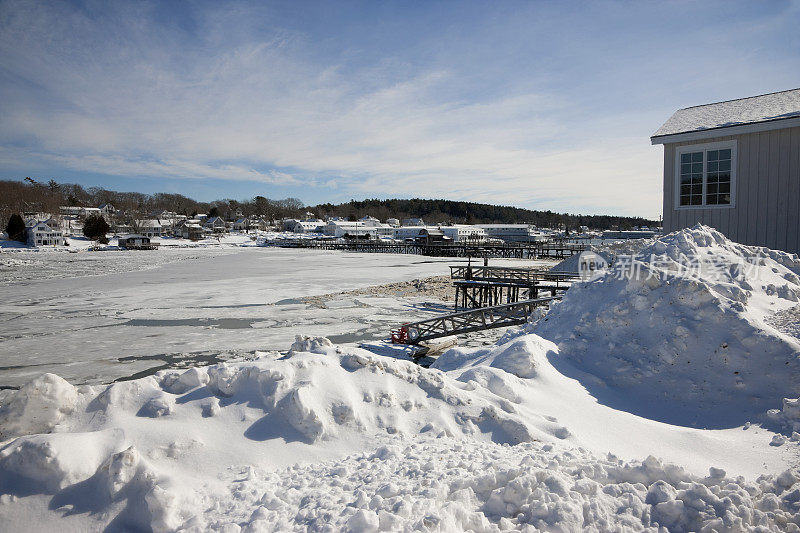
[662,126,800,254]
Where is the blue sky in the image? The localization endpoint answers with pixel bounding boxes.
[1,0,798,218]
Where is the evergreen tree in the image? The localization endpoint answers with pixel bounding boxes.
[83,215,110,241]
[5,213,26,243]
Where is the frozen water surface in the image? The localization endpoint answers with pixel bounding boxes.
[0,247,474,388]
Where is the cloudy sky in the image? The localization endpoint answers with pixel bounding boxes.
[1,0,798,217]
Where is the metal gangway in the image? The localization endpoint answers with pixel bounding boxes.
[391,296,560,344]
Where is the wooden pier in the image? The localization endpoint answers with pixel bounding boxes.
[450,265,578,309]
[391,296,560,344]
[265,238,587,259]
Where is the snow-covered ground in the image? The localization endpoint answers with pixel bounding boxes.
[2,226,800,531]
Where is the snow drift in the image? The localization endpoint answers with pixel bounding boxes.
[533,224,800,427]
[2,337,799,531]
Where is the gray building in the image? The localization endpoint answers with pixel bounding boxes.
[651,88,800,254]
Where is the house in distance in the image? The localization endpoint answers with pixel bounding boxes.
[651,88,800,254]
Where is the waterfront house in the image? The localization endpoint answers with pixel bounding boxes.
[652,88,800,253]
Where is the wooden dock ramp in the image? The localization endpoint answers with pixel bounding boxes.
[391,296,560,344]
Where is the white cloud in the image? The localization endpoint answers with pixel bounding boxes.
[0,0,717,217]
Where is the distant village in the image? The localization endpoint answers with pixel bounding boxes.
[10,202,659,249]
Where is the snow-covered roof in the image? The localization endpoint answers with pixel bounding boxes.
[475,224,530,229]
[652,88,800,144]
[135,219,161,228]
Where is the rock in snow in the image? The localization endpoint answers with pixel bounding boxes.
[0,225,799,531]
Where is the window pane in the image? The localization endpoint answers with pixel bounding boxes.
[719,149,731,160]
[681,163,692,174]
[692,173,703,183]
[717,171,730,182]
[707,150,719,161]
[691,152,703,163]
[681,185,691,195]
[707,183,718,194]
[692,184,702,194]
[707,173,718,183]
[719,183,730,193]
[681,153,692,164]
[707,161,718,172]
[719,160,730,171]
[720,194,730,204]
[681,175,692,184]
[692,163,703,173]
[691,196,702,205]
[707,195,718,205]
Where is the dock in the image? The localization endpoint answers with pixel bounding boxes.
[390,264,578,345]
[391,296,560,344]
[450,265,577,309]
[265,238,587,259]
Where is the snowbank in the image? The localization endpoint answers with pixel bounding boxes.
[533,224,800,427]
[0,339,569,531]
[2,331,797,530]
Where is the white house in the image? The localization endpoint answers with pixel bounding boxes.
[178,220,204,240]
[321,220,372,238]
[26,221,65,247]
[438,225,487,242]
[385,218,400,227]
[287,220,324,233]
[204,216,227,233]
[652,88,800,254]
[99,203,116,218]
[60,206,83,216]
[135,219,163,238]
[401,217,425,226]
[475,224,539,242]
[233,218,250,231]
[394,226,428,240]
[81,207,102,219]
[359,215,380,226]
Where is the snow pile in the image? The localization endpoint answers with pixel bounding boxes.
[533,224,800,427]
[207,439,800,532]
[0,374,78,438]
[0,340,573,531]
[1,330,797,530]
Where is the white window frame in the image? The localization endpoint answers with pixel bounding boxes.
[674,140,737,209]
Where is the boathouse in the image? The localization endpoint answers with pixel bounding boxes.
[651,88,800,254]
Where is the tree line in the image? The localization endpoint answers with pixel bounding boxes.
[311,198,658,231]
[0,178,306,226]
[1,178,658,232]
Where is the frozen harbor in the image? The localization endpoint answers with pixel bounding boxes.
[0,247,509,389]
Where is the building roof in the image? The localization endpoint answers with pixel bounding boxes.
[651,88,800,144]
[135,219,161,227]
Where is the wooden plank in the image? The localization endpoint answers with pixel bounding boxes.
[766,129,780,249]
[776,128,791,251]
[791,127,800,254]
[734,133,749,244]
[750,132,763,246]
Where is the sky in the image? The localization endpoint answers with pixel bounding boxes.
[1,1,798,218]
